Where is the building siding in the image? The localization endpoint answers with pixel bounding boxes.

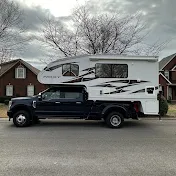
[172,87,176,100]
[159,74,168,99]
[160,55,176,100]
[170,71,176,83]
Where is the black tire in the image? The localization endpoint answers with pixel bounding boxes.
[105,111,124,128]
[13,110,31,127]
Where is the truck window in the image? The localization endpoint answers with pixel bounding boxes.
[62,64,79,76]
[61,92,81,99]
[41,87,83,101]
[42,88,61,100]
[95,63,128,78]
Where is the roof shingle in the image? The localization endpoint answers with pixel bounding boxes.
[159,53,176,70]
[0,59,39,77]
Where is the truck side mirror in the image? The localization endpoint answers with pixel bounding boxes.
[38,93,42,101]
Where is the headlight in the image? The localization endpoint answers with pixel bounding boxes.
[8,101,12,109]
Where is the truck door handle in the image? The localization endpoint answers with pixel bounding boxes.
[76,102,81,104]
[55,102,61,104]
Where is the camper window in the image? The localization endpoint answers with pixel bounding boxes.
[95,64,128,78]
[62,64,79,76]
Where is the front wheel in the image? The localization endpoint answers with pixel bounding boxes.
[105,112,124,128]
[13,110,31,127]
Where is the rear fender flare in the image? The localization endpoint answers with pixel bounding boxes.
[101,105,127,118]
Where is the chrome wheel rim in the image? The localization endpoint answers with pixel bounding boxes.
[110,115,121,127]
[16,114,26,125]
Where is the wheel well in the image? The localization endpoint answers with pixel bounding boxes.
[12,106,32,119]
[103,107,127,119]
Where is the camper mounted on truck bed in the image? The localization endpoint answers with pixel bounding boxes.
[7,54,160,128]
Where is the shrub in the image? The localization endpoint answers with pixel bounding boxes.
[167,96,172,104]
[159,95,168,116]
[0,97,12,104]
[4,100,9,105]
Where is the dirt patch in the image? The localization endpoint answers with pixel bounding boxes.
[0,104,8,118]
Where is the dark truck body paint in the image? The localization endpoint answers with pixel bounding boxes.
[7,86,138,121]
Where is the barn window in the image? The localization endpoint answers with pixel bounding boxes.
[15,65,26,79]
[164,70,169,80]
[95,64,128,78]
[62,64,79,76]
[6,85,13,96]
[27,85,34,96]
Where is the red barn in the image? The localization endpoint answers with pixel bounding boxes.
[159,53,176,101]
[0,59,47,98]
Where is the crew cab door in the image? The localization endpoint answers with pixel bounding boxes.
[35,87,62,117]
[56,88,88,117]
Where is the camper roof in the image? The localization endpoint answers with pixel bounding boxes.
[50,54,158,64]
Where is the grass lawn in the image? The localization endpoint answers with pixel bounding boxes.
[0,103,176,118]
[0,104,8,118]
[167,104,176,117]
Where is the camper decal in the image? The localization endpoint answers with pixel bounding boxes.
[61,65,150,95]
[91,80,149,94]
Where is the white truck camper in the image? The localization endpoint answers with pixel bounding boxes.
[38,54,159,116]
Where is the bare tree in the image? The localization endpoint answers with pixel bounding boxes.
[0,0,27,63]
[0,48,12,63]
[39,17,79,57]
[39,5,167,59]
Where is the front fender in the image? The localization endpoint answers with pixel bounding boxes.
[10,104,35,117]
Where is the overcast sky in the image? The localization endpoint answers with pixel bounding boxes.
[13,0,176,70]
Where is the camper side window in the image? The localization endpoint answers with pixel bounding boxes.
[62,64,79,76]
[95,64,128,78]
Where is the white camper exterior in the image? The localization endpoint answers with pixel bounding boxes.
[38,54,159,115]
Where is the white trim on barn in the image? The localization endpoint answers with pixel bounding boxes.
[15,65,26,79]
[171,65,176,71]
[159,72,172,84]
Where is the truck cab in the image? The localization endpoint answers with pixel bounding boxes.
[34,85,91,118]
